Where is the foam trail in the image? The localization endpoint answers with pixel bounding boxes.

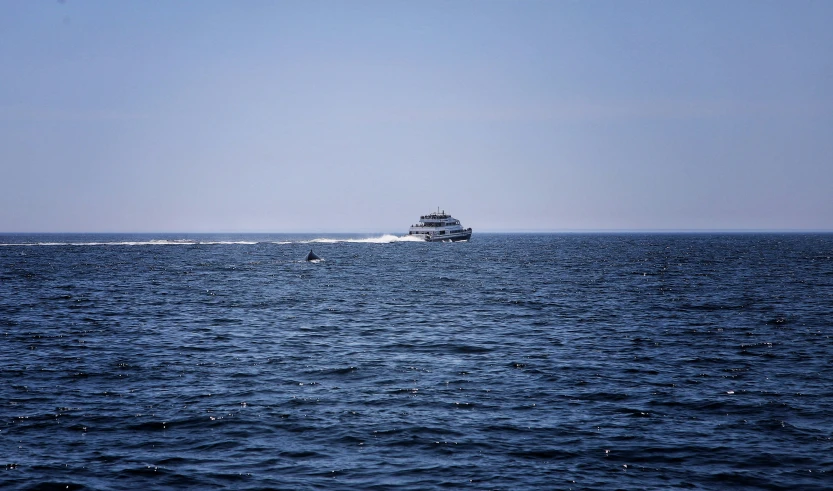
[290,235,425,244]
[2,236,427,247]
[198,241,258,245]
[345,234,425,243]
[0,240,259,247]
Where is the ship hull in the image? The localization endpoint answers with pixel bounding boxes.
[424,231,471,242]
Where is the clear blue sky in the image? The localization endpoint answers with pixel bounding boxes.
[2,0,831,232]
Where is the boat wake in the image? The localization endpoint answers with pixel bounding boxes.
[298,234,425,244]
[1,235,425,247]
[0,240,259,247]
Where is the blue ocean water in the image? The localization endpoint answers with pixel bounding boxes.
[1,233,831,490]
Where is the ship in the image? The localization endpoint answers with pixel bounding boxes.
[408,209,472,242]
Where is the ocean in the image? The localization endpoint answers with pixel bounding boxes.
[1,233,831,490]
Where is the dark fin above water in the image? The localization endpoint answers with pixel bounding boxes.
[305,250,321,261]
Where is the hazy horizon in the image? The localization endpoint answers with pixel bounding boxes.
[3,1,831,233]
[2,228,832,235]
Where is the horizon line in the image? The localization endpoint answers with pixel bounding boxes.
[2,229,832,235]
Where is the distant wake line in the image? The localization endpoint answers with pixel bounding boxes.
[0,235,426,247]
[0,240,259,246]
[300,234,425,244]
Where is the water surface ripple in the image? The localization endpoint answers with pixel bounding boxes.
[1,233,831,490]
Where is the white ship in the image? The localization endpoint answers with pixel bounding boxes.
[408,209,472,242]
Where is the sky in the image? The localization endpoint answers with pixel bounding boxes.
[1,0,832,233]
